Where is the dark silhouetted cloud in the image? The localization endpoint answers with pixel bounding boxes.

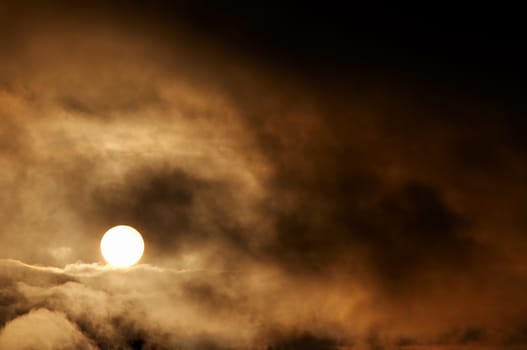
[1,2,527,349]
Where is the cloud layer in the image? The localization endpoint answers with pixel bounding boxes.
[1,3,527,349]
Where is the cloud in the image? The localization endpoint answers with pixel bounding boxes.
[1,258,527,349]
[0,3,527,349]
[0,308,96,350]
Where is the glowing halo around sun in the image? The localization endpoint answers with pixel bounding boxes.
[100,225,145,267]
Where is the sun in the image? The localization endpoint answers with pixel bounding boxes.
[100,225,145,267]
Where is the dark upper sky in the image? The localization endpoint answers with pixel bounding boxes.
[0,2,526,349]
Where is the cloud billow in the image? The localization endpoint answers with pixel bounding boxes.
[0,3,527,349]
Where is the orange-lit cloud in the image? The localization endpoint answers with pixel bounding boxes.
[1,2,527,349]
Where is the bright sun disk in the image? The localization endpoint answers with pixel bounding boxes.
[100,225,144,267]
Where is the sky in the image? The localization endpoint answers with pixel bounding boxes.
[0,2,527,349]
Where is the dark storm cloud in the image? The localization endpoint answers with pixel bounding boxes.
[86,166,255,263]
[92,167,197,238]
[267,333,339,350]
[1,1,527,349]
[263,178,474,283]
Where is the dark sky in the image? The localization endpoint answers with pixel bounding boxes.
[1,2,527,349]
